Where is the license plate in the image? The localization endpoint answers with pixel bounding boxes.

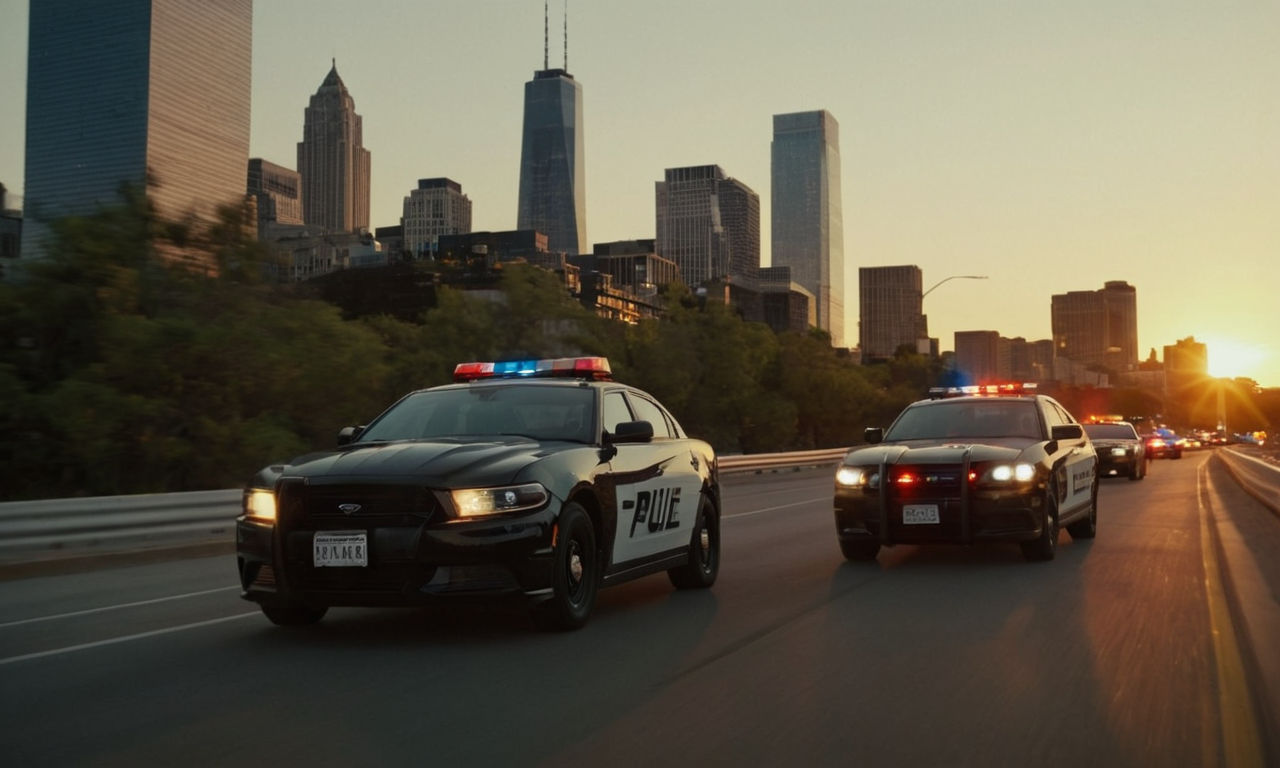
[313,531,367,567]
[903,505,940,525]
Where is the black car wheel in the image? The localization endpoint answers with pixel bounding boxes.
[840,538,881,562]
[1067,480,1098,540]
[668,494,720,589]
[1022,483,1059,562]
[260,596,328,627]
[1128,458,1141,481]
[533,502,599,631]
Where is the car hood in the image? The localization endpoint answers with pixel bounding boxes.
[265,438,577,488]
[843,438,1034,466]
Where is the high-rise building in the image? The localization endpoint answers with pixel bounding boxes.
[516,68,585,255]
[22,0,252,261]
[771,110,844,346]
[954,331,1005,383]
[298,61,371,233]
[1051,280,1138,373]
[1164,336,1209,394]
[402,178,472,258]
[859,265,925,361]
[247,158,303,239]
[655,165,759,288]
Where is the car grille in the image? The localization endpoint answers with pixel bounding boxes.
[884,464,965,539]
[278,481,438,528]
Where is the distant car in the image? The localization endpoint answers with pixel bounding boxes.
[1083,421,1149,481]
[833,384,1099,563]
[1145,429,1183,459]
[236,356,721,631]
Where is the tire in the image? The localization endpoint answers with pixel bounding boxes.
[1128,460,1140,481]
[668,494,720,589]
[840,538,881,562]
[1066,481,1098,540]
[1021,483,1059,562]
[260,596,328,627]
[532,502,599,631]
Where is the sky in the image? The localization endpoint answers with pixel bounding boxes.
[2,0,1278,386]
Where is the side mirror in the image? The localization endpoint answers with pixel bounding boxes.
[864,427,884,445]
[1051,424,1083,441]
[608,420,654,444]
[337,425,365,446]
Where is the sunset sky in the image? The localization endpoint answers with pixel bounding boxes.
[2,0,1276,385]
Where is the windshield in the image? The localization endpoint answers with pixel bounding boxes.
[357,385,595,444]
[1084,423,1137,440]
[885,400,1042,441]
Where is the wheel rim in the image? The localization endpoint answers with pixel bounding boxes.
[566,539,586,604]
[698,525,712,573]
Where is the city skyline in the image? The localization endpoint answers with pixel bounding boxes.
[1,1,1276,385]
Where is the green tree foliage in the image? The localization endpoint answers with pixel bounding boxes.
[0,190,964,499]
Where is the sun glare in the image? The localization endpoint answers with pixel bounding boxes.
[1203,336,1268,380]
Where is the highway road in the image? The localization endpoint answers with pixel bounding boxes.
[1,451,1276,766]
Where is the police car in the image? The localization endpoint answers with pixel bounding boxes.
[833,384,1098,562]
[236,357,721,630]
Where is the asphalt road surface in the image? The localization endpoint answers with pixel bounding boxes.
[1,452,1276,767]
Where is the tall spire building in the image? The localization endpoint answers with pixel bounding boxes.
[771,110,845,347]
[516,5,586,255]
[298,61,371,233]
[22,0,252,261]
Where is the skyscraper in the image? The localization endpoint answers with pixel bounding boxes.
[859,265,925,361]
[516,66,586,255]
[1051,280,1138,373]
[402,178,472,258]
[771,110,844,346]
[655,165,759,288]
[22,0,252,260]
[298,61,371,233]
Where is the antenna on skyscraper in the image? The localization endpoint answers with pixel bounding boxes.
[543,1,549,70]
[563,0,568,71]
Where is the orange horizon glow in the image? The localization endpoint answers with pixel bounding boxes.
[1199,335,1270,382]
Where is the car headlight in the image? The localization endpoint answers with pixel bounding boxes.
[448,483,549,518]
[1111,447,1128,457]
[836,466,867,487]
[244,489,276,522]
[988,463,1036,483]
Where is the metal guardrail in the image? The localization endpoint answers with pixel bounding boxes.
[0,449,852,562]
[1218,448,1280,514]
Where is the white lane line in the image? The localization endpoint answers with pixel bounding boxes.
[0,586,241,628]
[725,496,829,520]
[0,612,261,666]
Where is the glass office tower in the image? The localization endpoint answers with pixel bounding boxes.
[771,110,844,347]
[22,0,252,260]
[517,68,586,256]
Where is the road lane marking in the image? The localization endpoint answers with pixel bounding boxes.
[0,612,260,666]
[1197,464,1265,768]
[724,496,829,520]
[0,586,240,628]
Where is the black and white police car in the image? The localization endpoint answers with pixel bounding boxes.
[236,357,721,630]
[834,384,1099,562]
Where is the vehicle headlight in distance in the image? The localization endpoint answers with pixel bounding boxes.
[835,466,869,488]
[244,489,277,521]
[990,464,1036,483]
[450,483,549,518]
[1111,447,1129,457]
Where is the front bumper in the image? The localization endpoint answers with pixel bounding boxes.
[1096,453,1140,476]
[236,504,559,608]
[834,485,1046,546]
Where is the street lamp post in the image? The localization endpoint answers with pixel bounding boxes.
[922,274,988,299]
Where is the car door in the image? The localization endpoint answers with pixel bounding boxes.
[1048,401,1096,514]
[604,390,703,566]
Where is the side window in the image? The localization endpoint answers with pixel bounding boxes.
[1053,402,1077,425]
[602,391,633,434]
[1041,401,1066,429]
[627,394,674,439]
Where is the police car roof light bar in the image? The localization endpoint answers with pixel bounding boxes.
[928,382,1038,399]
[453,357,613,382]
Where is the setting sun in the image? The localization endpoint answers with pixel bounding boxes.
[1200,334,1270,381]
